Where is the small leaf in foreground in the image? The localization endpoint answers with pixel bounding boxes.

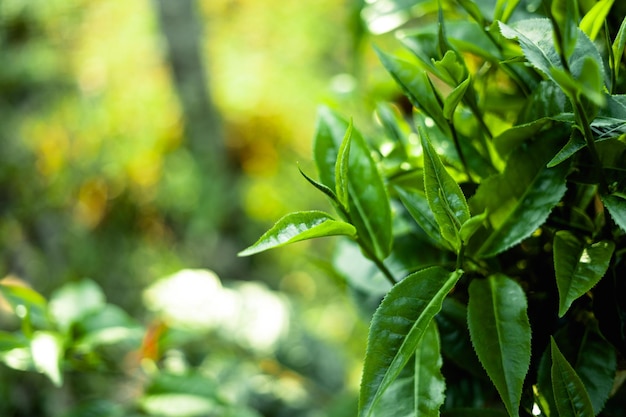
[553,231,615,317]
[468,274,531,417]
[31,331,64,387]
[359,267,462,417]
[601,193,626,232]
[550,338,595,417]
[238,211,356,256]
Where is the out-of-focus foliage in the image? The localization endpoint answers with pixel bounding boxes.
[0,0,380,415]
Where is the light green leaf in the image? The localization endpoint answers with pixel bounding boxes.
[468,275,531,417]
[376,49,448,132]
[444,77,471,120]
[553,231,615,317]
[335,119,353,208]
[238,211,356,256]
[433,50,467,86]
[580,0,615,41]
[31,331,64,387]
[551,0,579,59]
[495,0,521,23]
[421,130,470,252]
[551,58,606,107]
[313,108,392,260]
[460,211,488,245]
[359,267,463,417]
[0,332,28,352]
[550,338,595,417]
[395,187,453,250]
[371,321,445,417]
[601,193,626,232]
[49,280,106,333]
[0,283,49,328]
[469,135,569,257]
[611,17,626,83]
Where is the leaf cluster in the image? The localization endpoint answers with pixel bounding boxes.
[240,1,626,416]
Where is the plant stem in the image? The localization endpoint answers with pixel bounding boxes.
[358,238,398,286]
[573,99,609,194]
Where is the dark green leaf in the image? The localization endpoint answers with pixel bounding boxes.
[611,17,626,83]
[547,128,586,167]
[601,193,626,232]
[376,49,448,131]
[313,108,393,260]
[550,338,595,417]
[238,211,356,256]
[553,231,615,317]
[395,187,453,250]
[371,321,445,417]
[359,267,463,417]
[468,275,531,417]
[443,409,509,417]
[421,130,470,252]
[468,135,569,258]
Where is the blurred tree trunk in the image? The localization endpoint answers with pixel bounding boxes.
[154,0,242,277]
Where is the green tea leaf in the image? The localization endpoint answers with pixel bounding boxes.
[371,321,445,417]
[460,211,488,245]
[444,77,471,120]
[468,275,531,417]
[335,120,353,208]
[49,280,106,333]
[314,108,393,260]
[601,193,626,232]
[396,187,453,250]
[238,211,356,256]
[551,0,579,59]
[611,17,626,83]
[0,332,28,351]
[0,283,49,329]
[359,267,463,417]
[550,338,595,417]
[469,135,569,258]
[553,231,615,317]
[376,49,448,132]
[580,0,615,41]
[547,128,586,167]
[495,0,521,23]
[31,331,64,387]
[421,130,470,252]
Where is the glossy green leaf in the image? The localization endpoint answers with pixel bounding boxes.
[238,211,356,256]
[499,19,607,88]
[468,275,531,417]
[421,130,470,252]
[469,135,569,257]
[335,120,353,208]
[547,128,586,167]
[313,108,392,260]
[460,211,488,245]
[376,49,448,131]
[433,50,467,86]
[550,338,595,417]
[601,193,626,232]
[396,187,453,250]
[580,0,615,41]
[444,77,471,120]
[494,117,566,158]
[31,331,64,387]
[371,321,445,417]
[359,267,463,417]
[553,231,615,317]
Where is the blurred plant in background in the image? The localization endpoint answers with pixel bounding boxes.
[0,0,408,415]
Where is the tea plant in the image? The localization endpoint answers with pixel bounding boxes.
[240,1,626,415]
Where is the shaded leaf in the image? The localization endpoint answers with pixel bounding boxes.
[460,211,488,245]
[238,211,356,256]
[396,187,452,250]
[0,283,49,328]
[468,275,531,417]
[611,17,626,83]
[601,193,626,232]
[550,338,595,417]
[359,267,463,417]
[548,128,585,167]
[421,130,470,252]
[553,231,615,317]
[468,134,569,257]
[444,77,471,120]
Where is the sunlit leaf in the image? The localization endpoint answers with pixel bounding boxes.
[0,332,28,352]
[0,283,49,328]
[421,130,470,252]
[551,0,579,59]
[580,0,615,41]
[460,211,488,245]
[31,331,64,387]
[468,274,531,417]
[550,338,595,417]
[494,0,521,23]
[469,135,569,257]
[335,119,353,208]
[444,77,471,120]
[49,280,106,333]
[553,231,615,317]
[140,394,217,417]
[601,193,626,232]
[238,211,356,256]
[359,267,463,417]
[371,321,445,417]
[313,108,393,260]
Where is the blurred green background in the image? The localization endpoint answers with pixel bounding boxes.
[0,0,406,415]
